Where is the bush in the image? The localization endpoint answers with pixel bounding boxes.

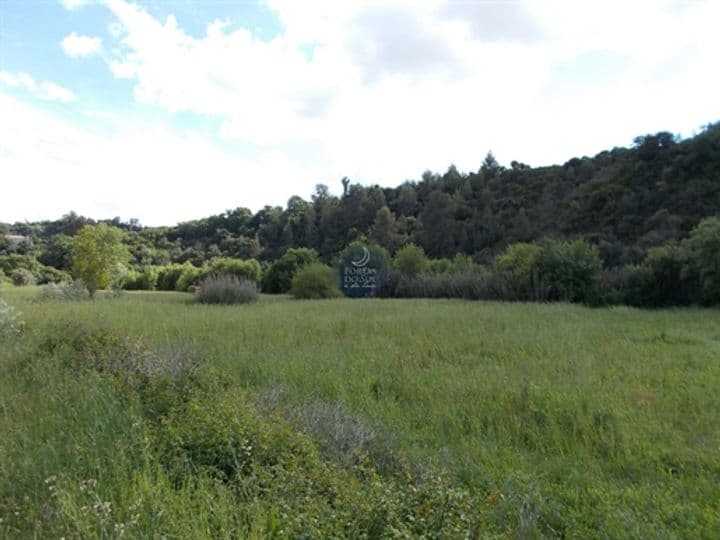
[449,253,482,274]
[596,266,632,306]
[492,243,543,300]
[123,267,158,290]
[644,244,690,306]
[155,394,257,481]
[392,244,430,277]
[194,274,259,304]
[156,263,192,291]
[203,258,262,285]
[38,266,71,285]
[0,254,40,276]
[37,280,90,301]
[682,217,720,305]
[428,258,453,275]
[261,248,318,293]
[175,264,202,292]
[535,238,601,303]
[11,268,35,286]
[291,263,341,299]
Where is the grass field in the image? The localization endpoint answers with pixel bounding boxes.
[1,287,719,537]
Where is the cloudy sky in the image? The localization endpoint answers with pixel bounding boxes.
[1,0,719,226]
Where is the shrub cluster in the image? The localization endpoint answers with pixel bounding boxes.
[290,263,341,299]
[0,254,71,286]
[11,268,36,286]
[392,243,430,276]
[0,254,41,278]
[598,217,720,306]
[156,263,188,291]
[125,258,263,292]
[194,274,259,304]
[123,266,158,290]
[380,218,720,307]
[204,257,262,284]
[37,280,90,301]
[262,247,318,293]
[382,237,602,304]
[111,218,720,307]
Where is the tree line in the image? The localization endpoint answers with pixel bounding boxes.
[1,122,719,305]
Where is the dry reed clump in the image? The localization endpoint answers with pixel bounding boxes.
[37,280,90,302]
[194,274,258,304]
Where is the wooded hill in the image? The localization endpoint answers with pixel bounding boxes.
[2,122,719,270]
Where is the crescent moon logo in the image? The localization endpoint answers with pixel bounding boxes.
[351,247,371,267]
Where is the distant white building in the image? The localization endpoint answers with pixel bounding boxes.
[3,235,29,245]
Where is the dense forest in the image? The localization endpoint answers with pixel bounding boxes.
[2,122,719,305]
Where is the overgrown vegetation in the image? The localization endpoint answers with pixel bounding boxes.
[262,247,318,294]
[1,289,718,537]
[2,122,719,305]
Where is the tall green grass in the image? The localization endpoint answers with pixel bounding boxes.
[1,287,719,537]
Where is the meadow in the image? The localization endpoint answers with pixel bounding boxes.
[1,288,719,537]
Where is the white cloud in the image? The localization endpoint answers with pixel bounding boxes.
[4,0,720,226]
[99,0,719,162]
[104,0,343,145]
[0,71,76,103]
[0,92,317,226]
[61,32,103,57]
[59,0,93,10]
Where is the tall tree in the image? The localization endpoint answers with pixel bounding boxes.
[420,191,457,258]
[71,224,129,297]
[370,206,404,253]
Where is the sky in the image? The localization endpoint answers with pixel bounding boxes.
[1,0,719,227]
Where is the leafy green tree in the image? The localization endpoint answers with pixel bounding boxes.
[420,191,457,258]
[285,196,317,248]
[493,242,542,299]
[681,217,720,304]
[535,238,601,303]
[38,234,74,270]
[393,243,430,277]
[396,184,418,216]
[641,244,690,306]
[71,224,129,297]
[370,206,404,253]
[262,248,318,293]
[480,151,502,178]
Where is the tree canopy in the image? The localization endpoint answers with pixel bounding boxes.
[71,223,129,297]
